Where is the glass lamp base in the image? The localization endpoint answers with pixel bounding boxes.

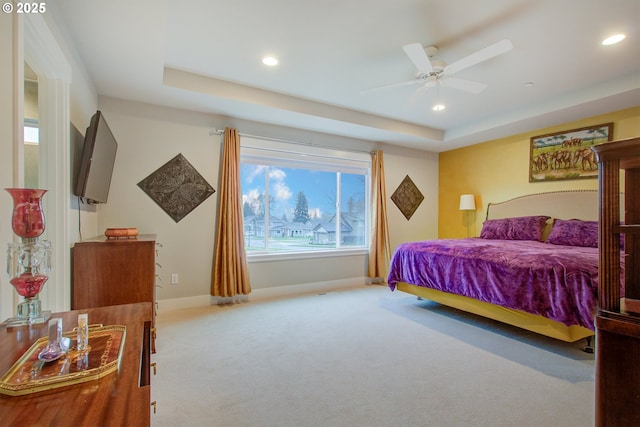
[4,298,51,328]
[4,311,51,328]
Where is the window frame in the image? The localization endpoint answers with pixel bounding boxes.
[240,137,371,261]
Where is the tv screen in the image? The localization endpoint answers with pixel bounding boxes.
[74,110,118,204]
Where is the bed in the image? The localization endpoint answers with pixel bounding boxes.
[387,190,615,343]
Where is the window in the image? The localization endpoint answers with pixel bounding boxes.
[240,138,370,256]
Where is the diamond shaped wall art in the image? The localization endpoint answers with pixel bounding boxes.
[138,153,215,222]
[391,175,424,220]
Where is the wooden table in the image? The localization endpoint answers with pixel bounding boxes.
[0,303,152,427]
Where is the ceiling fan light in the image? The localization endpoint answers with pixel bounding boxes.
[262,56,279,66]
[602,34,625,45]
[433,104,446,111]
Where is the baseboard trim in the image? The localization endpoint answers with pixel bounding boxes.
[156,295,212,313]
[157,277,368,313]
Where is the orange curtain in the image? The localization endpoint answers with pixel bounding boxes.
[211,128,251,297]
[368,150,391,281]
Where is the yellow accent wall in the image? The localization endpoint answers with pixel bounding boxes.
[439,107,640,238]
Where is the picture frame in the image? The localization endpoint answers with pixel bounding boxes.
[529,122,613,182]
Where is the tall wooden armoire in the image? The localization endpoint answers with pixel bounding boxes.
[592,137,640,426]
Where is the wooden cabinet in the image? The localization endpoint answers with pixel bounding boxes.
[592,137,640,426]
[0,303,153,426]
[73,234,157,351]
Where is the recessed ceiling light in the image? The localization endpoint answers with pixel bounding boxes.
[262,56,278,66]
[523,81,534,87]
[432,104,445,111]
[602,34,625,45]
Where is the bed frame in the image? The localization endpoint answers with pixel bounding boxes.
[397,190,599,343]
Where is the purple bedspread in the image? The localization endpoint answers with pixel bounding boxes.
[388,238,600,330]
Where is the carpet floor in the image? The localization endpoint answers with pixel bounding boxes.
[150,284,594,427]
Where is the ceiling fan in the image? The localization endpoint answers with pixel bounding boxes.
[362,39,513,95]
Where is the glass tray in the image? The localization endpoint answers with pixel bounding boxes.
[0,324,126,396]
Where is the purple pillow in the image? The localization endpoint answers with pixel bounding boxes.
[480,216,550,241]
[547,219,598,247]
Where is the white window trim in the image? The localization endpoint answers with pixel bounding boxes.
[240,136,371,261]
[247,248,369,263]
[241,137,371,166]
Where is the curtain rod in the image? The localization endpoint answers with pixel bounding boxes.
[210,128,376,155]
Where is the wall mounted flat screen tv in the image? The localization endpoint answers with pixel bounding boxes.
[74,110,118,204]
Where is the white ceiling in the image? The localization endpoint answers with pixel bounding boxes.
[51,0,639,152]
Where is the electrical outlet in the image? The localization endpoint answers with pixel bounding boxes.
[171,273,179,285]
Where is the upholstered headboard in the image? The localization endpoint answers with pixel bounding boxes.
[486,190,599,221]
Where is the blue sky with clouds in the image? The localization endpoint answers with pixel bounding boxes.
[241,164,365,221]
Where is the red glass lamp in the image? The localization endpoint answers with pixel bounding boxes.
[5,188,52,326]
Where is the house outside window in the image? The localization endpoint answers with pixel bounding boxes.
[240,137,370,256]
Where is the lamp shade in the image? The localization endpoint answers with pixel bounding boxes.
[459,194,476,211]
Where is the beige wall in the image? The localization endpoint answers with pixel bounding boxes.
[438,106,640,238]
[40,10,100,243]
[97,96,439,302]
[24,80,38,187]
[24,79,37,119]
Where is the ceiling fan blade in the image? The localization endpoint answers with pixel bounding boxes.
[444,39,513,75]
[402,43,433,74]
[440,77,487,93]
[360,78,423,94]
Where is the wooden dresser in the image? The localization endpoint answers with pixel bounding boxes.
[0,303,153,426]
[592,137,640,426]
[72,234,157,351]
